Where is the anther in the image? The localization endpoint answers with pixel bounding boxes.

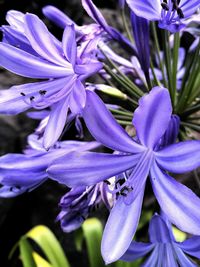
[177,8,184,18]
[104,180,111,185]
[39,90,47,95]
[30,96,35,101]
[161,2,169,11]
[20,92,26,96]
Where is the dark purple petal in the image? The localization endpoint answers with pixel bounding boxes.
[155,140,200,173]
[83,90,144,153]
[126,0,161,20]
[149,214,172,243]
[164,244,179,266]
[101,188,144,264]
[120,241,154,261]
[48,152,141,187]
[24,14,68,66]
[43,98,69,149]
[42,5,78,29]
[62,24,76,66]
[131,11,150,77]
[133,87,172,149]
[0,43,70,78]
[150,163,200,235]
[142,245,159,266]
[178,236,200,259]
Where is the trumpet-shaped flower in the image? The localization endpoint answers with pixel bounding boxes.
[57,182,110,232]
[0,134,99,197]
[0,12,102,148]
[126,0,200,33]
[121,214,200,266]
[48,87,200,263]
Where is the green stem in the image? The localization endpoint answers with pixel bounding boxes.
[151,22,168,88]
[121,8,135,43]
[172,32,180,106]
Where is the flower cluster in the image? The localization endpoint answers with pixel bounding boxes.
[1,0,200,265]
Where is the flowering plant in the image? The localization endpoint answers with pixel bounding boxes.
[1,0,200,265]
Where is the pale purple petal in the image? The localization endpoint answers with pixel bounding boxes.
[164,244,179,267]
[69,80,86,114]
[126,0,161,21]
[0,43,69,78]
[180,0,200,18]
[132,87,172,149]
[48,152,141,187]
[155,140,200,173]
[24,14,69,66]
[101,188,144,264]
[174,246,197,267]
[0,78,68,115]
[83,90,144,153]
[62,24,76,66]
[43,98,69,149]
[42,5,78,29]
[121,241,154,261]
[82,0,108,30]
[150,163,200,235]
[179,236,200,259]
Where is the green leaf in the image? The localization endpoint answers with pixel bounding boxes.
[26,225,70,267]
[33,252,53,267]
[82,218,105,267]
[19,238,37,267]
[114,259,142,267]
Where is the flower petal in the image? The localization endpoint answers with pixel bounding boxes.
[126,0,161,21]
[24,14,69,66]
[155,140,200,173]
[43,98,69,149]
[69,80,86,114]
[133,87,172,149]
[120,241,154,261]
[83,90,144,153]
[142,245,159,267]
[180,0,200,18]
[0,43,69,78]
[174,245,197,267]
[0,78,68,115]
[42,5,78,29]
[48,152,141,187]
[178,236,200,259]
[150,163,200,235]
[149,214,172,243]
[101,188,144,264]
[62,24,77,66]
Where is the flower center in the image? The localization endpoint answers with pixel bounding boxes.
[161,0,184,24]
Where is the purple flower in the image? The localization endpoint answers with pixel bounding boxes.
[0,12,102,148]
[48,87,200,263]
[57,183,111,232]
[0,134,99,197]
[122,214,200,266]
[126,0,200,33]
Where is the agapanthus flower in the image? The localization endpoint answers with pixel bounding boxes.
[48,87,200,263]
[0,11,102,148]
[126,0,200,33]
[57,182,111,232]
[0,133,99,197]
[122,214,200,266]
